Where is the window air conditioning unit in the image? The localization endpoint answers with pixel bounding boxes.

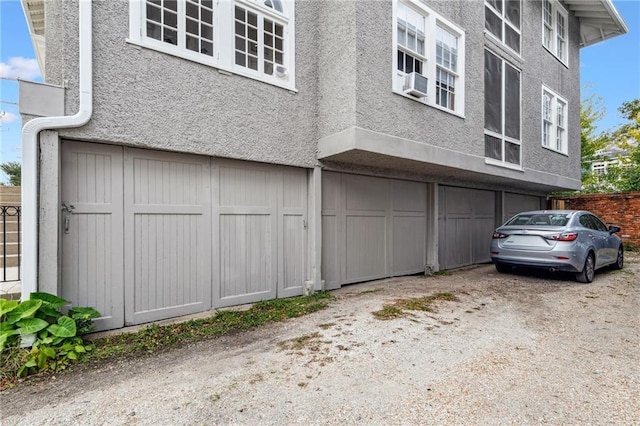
[403,72,428,98]
[275,65,288,78]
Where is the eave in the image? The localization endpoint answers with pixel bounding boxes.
[20,0,46,79]
[562,0,629,47]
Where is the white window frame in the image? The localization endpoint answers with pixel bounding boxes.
[392,0,466,117]
[484,0,521,56]
[128,0,296,91]
[541,0,569,66]
[541,86,568,155]
[484,50,522,170]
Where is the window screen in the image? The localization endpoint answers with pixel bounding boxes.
[484,50,502,134]
[504,63,520,140]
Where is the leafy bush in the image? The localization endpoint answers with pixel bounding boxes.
[0,293,100,378]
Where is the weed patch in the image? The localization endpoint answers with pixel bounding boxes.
[278,332,322,351]
[359,288,384,295]
[372,292,459,320]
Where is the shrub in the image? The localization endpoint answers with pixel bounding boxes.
[0,293,100,378]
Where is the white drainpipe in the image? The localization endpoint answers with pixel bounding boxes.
[20,0,93,301]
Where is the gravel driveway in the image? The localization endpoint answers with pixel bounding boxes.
[2,254,639,425]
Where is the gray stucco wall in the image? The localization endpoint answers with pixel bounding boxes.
[46,0,320,169]
[350,0,582,186]
[43,0,582,187]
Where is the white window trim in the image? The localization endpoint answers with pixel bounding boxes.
[391,0,466,118]
[484,50,522,169]
[541,0,569,67]
[541,85,568,155]
[128,0,296,91]
[484,0,521,58]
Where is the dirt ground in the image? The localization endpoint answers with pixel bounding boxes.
[1,254,639,425]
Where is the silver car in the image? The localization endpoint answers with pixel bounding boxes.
[490,210,623,283]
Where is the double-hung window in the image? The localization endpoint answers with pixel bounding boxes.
[129,0,295,90]
[393,0,465,116]
[542,0,568,65]
[484,50,521,168]
[542,87,568,154]
[485,0,521,54]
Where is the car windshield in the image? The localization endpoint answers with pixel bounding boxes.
[505,213,569,227]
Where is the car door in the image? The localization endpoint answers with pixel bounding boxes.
[579,214,608,268]
[590,215,617,265]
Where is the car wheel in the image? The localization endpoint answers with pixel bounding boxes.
[612,245,624,270]
[575,253,595,283]
[495,264,510,274]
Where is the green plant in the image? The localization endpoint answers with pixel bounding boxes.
[0,161,21,186]
[0,292,100,378]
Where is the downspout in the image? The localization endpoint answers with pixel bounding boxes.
[20,0,93,301]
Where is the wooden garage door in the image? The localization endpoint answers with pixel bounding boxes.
[62,143,308,329]
[504,193,543,223]
[214,160,307,307]
[124,148,212,325]
[61,141,124,330]
[438,186,495,270]
[322,172,426,288]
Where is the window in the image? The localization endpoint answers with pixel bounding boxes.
[435,26,458,110]
[129,0,295,90]
[393,0,465,115]
[542,0,568,65]
[542,87,568,154]
[484,50,521,167]
[234,5,285,76]
[485,0,521,54]
[592,163,607,175]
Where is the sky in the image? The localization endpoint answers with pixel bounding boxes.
[0,0,639,184]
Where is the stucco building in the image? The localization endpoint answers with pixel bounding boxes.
[20,0,627,330]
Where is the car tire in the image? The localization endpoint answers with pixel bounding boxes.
[495,264,510,274]
[611,245,624,270]
[575,253,595,283]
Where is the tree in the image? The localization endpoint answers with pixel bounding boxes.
[616,99,640,142]
[580,94,608,184]
[584,98,640,193]
[610,99,640,192]
[0,161,21,186]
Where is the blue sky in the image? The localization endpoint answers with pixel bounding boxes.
[0,0,639,183]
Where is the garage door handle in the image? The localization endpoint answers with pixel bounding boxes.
[62,203,75,234]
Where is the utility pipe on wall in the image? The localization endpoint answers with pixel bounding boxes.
[20,0,93,300]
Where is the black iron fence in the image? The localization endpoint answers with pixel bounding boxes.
[1,205,21,282]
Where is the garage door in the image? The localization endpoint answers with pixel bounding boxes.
[214,160,307,307]
[504,193,543,223]
[61,142,125,330]
[124,148,212,325]
[322,172,426,288]
[438,186,495,270]
[61,143,307,330]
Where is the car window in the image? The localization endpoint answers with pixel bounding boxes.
[505,213,569,226]
[579,214,596,230]
[589,215,608,232]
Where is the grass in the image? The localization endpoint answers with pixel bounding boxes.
[372,292,458,320]
[0,292,333,388]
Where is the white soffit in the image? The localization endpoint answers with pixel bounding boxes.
[562,0,629,47]
[20,0,46,78]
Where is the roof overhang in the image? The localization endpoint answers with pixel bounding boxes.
[562,0,629,47]
[318,127,581,193]
[21,0,46,79]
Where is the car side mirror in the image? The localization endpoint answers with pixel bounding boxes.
[608,225,621,234]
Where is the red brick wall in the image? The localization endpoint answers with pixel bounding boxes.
[549,192,640,249]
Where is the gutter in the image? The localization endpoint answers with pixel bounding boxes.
[20,0,93,301]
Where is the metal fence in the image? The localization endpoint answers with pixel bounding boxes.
[1,205,21,282]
